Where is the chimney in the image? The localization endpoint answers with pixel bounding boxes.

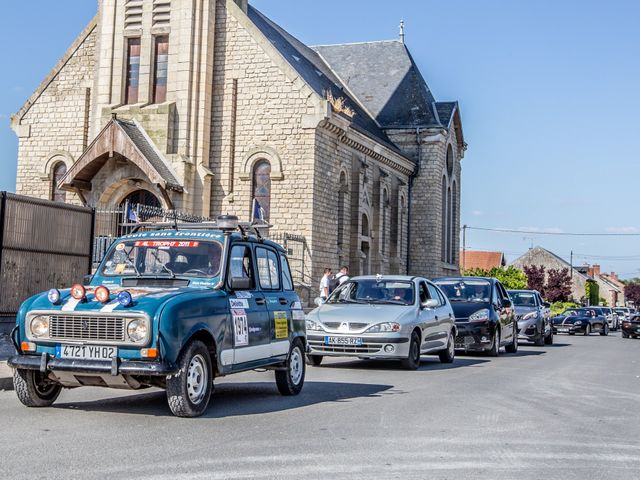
[592,264,601,276]
[234,0,248,13]
[610,272,618,281]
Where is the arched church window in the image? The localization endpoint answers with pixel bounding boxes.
[447,185,453,263]
[337,172,347,248]
[450,181,457,265]
[381,188,389,255]
[252,160,271,221]
[441,175,448,262]
[51,162,67,203]
[153,36,169,103]
[446,145,454,177]
[125,38,141,104]
[361,214,369,237]
[398,195,406,259]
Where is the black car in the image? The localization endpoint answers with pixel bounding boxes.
[508,289,553,346]
[434,277,518,356]
[621,314,640,339]
[551,308,609,336]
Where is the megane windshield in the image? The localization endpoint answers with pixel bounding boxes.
[327,279,415,305]
[510,292,537,307]
[102,239,223,277]
[435,280,491,302]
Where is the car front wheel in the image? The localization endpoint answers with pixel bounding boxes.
[489,328,500,357]
[584,324,591,336]
[438,331,455,363]
[276,339,306,395]
[505,325,518,353]
[600,324,609,336]
[14,369,62,407]
[166,340,213,418]
[622,331,629,338]
[545,330,554,345]
[401,331,421,370]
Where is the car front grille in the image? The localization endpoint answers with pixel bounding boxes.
[309,340,382,354]
[49,315,126,342]
[322,322,369,332]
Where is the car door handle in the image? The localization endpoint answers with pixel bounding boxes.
[255,298,266,306]
[279,298,288,305]
[435,316,439,321]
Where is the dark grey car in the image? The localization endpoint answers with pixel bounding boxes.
[508,290,553,345]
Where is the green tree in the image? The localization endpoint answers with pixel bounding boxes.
[463,266,528,290]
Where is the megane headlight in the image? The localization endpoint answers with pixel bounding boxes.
[522,311,538,321]
[30,315,50,338]
[305,319,323,331]
[365,322,401,333]
[127,319,148,342]
[469,309,490,322]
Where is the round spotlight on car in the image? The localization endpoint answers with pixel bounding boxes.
[70,284,86,301]
[117,291,133,308]
[30,315,49,338]
[47,288,61,305]
[384,344,395,353]
[216,215,239,231]
[95,286,110,304]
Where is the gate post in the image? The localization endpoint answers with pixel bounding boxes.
[88,207,96,274]
[0,192,6,282]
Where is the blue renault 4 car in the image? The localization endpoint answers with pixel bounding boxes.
[8,216,306,417]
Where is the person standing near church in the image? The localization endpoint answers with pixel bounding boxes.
[319,268,332,300]
[335,265,350,286]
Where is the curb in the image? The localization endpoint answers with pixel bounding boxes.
[0,361,13,391]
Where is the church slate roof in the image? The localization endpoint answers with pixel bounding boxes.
[117,119,182,191]
[312,41,442,129]
[247,6,406,155]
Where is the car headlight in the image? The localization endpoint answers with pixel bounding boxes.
[469,309,490,322]
[365,322,401,333]
[30,315,50,337]
[127,319,148,342]
[305,319,323,331]
[522,311,538,321]
[574,321,582,326]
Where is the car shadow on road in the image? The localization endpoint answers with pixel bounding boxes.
[321,357,490,371]
[53,380,395,418]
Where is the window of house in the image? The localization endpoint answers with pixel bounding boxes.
[51,162,67,203]
[125,38,141,104]
[256,247,280,290]
[153,36,169,103]
[252,160,271,221]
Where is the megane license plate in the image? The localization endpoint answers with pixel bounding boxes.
[557,328,569,332]
[57,344,117,361]
[325,336,363,346]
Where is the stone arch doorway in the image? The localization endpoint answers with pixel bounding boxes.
[119,189,162,209]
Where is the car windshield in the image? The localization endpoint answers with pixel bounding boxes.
[510,292,537,307]
[564,308,596,317]
[101,239,223,278]
[326,279,415,305]
[615,309,625,314]
[435,279,491,302]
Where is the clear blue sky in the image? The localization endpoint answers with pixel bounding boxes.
[1,1,639,277]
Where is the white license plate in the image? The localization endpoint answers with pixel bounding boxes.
[57,344,117,361]
[325,336,363,346]
[557,328,569,332]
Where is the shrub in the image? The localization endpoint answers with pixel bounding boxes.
[463,266,528,290]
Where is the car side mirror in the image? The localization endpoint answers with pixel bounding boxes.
[230,277,252,291]
[543,302,551,308]
[422,299,439,309]
[83,274,93,285]
[314,297,325,307]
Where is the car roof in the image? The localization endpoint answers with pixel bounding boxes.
[118,230,286,252]
[352,275,421,282]
[434,276,496,283]
[507,289,538,293]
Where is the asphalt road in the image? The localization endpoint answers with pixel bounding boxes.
[1,332,639,480]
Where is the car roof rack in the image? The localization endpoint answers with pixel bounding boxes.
[120,220,273,240]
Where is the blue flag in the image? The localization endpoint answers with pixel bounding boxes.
[127,203,139,223]
[252,199,264,222]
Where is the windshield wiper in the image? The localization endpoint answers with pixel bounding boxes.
[150,250,175,278]
[367,299,404,305]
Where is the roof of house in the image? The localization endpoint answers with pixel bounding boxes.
[460,250,506,271]
[311,41,442,128]
[511,246,590,281]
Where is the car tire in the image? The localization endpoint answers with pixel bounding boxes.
[13,369,62,408]
[600,324,609,336]
[488,329,500,357]
[505,327,518,354]
[569,331,575,335]
[622,331,629,338]
[276,339,306,396]
[306,354,323,367]
[401,331,421,370]
[584,324,591,336]
[438,331,455,364]
[166,340,213,418]
[545,330,554,345]
[534,324,545,346]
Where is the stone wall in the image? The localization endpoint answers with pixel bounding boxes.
[13,24,97,204]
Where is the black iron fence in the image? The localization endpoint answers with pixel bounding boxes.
[0,192,94,333]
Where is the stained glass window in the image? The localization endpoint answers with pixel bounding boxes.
[153,36,169,103]
[252,160,271,221]
[51,162,67,203]
[125,38,141,104]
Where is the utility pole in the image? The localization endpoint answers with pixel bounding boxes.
[570,250,573,280]
[462,224,467,271]
[399,20,405,44]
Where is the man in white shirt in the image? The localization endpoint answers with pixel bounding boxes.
[319,268,332,299]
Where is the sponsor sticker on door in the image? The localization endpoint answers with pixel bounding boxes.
[274,311,289,339]
[232,309,248,347]
[229,298,250,309]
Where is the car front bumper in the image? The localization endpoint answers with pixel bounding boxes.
[454,322,494,352]
[307,333,410,359]
[621,324,640,336]
[8,353,176,377]
[553,324,584,334]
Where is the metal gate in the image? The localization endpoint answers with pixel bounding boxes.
[0,192,94,332]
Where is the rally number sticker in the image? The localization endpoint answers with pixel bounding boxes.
[274,311,289,339]
[232,309,249,347]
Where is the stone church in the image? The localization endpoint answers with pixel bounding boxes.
[11,0,465,286]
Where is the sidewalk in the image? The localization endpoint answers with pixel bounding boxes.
[0,334,16,391]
